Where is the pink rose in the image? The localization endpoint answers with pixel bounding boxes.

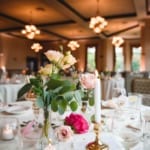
[80,73,96,89]
[55,125,73,141]
[65,113,89,134]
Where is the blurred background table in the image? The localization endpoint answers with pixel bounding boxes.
[0,83,25,103]
[101,76,125,100]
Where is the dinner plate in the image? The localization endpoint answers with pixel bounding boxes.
[4,105,31,115]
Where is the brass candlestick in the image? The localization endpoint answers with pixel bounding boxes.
[86,122,109,150]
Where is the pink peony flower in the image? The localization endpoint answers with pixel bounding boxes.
[65,113,89,134]
[55,125,73,141]
[80,73,96,90]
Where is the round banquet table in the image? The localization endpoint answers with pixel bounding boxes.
[0,101,149,150]
[0,83,25,103]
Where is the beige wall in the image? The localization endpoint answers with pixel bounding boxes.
[0,34,36,71]
[0,33,145,73]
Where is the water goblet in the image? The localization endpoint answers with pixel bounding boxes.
[112,108,142,149]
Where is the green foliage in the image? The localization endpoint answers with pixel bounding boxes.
[17,83,32,98]
[18,74,82,114]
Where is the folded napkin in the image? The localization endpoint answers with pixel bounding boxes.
[102,100,118,109]
[102,95,128,109]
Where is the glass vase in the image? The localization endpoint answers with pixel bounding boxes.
[39,107,53,149]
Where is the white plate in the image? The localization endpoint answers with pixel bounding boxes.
[4,105,31,115]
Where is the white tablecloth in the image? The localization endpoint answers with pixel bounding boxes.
[0,83,25,103]
[101,77,125,100]
[0,101,149,150]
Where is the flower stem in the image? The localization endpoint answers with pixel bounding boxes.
[43,108,50,141]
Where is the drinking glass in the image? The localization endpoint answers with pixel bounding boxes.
[127,93,142,109]
[112,108,142,150]
[0,117,22,150]
[143,121,150,150]
[141,109,150,141]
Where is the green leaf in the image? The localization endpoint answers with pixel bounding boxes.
[51,99,58,112]
[46,78,76,92]
[70,101,78,111]
[62,91,74,101]
[32,87,42,96]
[36,97,44,108]
[30,78,41,87]
[89,97,94,106]
[43,90,52,105]
[58,99,67,114]
[52,86,63,94]
[74,90,82,102]
[17,83,32,98]
[46,78,63,90]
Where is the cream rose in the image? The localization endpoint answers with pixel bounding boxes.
[60,51,77,70]
[44,50,64,62]
[39,64,52,76]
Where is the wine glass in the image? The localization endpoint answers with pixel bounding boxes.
[127,93,142,109]
[112,108,143,150]
[141,109,150,142]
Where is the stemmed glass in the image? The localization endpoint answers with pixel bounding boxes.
[141,108,150,149]
[112,108,143,150]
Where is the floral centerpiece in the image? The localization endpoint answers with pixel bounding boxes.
[18,48,82,146]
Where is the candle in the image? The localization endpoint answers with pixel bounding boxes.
[94,74,101,123]
[2,124,14,140]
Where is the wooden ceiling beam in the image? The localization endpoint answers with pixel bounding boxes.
[107,24,139,37]
[45,0,106,38]
[0,13,26,25]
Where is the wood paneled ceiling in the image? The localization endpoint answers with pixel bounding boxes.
[0,0,149,42]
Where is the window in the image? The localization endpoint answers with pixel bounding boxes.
[114,46,124,72]
[131,46,142,72]
[86,46,96,72]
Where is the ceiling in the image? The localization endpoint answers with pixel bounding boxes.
[0,0,149,42]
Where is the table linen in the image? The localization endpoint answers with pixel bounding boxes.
[0,101,149,150]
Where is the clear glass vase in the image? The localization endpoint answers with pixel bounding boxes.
[39,107,53,149]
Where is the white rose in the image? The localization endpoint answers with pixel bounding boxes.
[60,52,77,70]
[39,64,52,76]
[44,50,64,63]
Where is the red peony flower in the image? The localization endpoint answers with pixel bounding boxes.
[65,113,89,134]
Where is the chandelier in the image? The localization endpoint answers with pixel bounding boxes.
[112,36,124,47]
[67,40,80,51]
[31,43,43,52]
[21,25,40,39]
[21,11,40,39]
[89,0,108,33]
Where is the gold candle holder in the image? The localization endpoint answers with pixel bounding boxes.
[86,122,109,150]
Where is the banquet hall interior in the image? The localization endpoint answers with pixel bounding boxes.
[1,0,150,97]
[0,0,150,150]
